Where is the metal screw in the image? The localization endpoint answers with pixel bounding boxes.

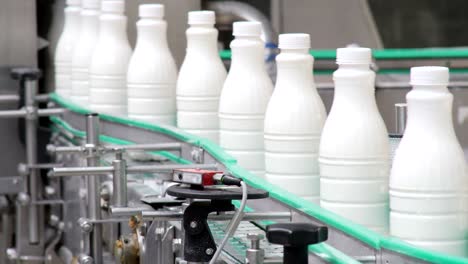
[49,214,60,227]
[17,192,30,205]
[6,248,18,260]
[78,254,94,264]
[190,221,198,229]
[172,238,182,253]
[45,186,56,196]
[17,163,28,176]
[205,248,214,255]
[247,233,264,250]
[78,218,93,233]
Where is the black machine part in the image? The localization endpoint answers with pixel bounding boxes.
[166,184,268,263]
[266,223,328,264]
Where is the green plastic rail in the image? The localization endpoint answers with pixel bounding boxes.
[220,47,468,60]
[49,93,468,264]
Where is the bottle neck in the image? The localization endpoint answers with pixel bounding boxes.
[135,19,168,48]
[332,64,377,109]
[80,9,99,35]
[99,14,128,42]
[276,51,314,90]
[230,36,264,70]
[64,6,81,34]
[186,25,219,56]
[406,85,454,134]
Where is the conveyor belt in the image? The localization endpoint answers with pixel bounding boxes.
[49,92,468,264]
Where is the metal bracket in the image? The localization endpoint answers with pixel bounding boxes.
[183,200,234,262]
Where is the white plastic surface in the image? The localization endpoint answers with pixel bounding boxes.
[101,0,124,14]
[232,21,262,37]
[127,4,177,125]
[139,4,164,18]
[89,2,132,115]
[188,10,215,25]
[71,1,100,106]
[264,34,326,203]
[319,47,390,233]
[55,2,82,97]
[390,66,468,257]
[219,21,273,178]
[176,11,227,143]
[336,47,372,65]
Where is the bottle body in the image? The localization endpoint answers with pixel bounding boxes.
[89,14,132,115]
[177,26,227,142]
[55,4,81,97]
[319,67,390,233]
[71,8,99,106]
[219,36,273,178]
[127,19,177,125]
[264,52,326,203]
[390,84,468,256]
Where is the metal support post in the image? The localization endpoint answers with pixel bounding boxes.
[24,78,39,244]
[85,114,103,264]
[112,150,127,208]
[395,103,407,134]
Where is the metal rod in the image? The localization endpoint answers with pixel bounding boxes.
[37,108,67,116]
[25,79,39,244]
[50,164,218,177]
[141,211,291,222]
[0,109,26,118]
[109,206,152,217]
[34,94,49,103]
[86,114,103,264]
[47,144,84,154]
[0,94,19,103]
[112,152,127,207]
[127,163,218,173]
[115,142,182,151]
[395,103,407,134]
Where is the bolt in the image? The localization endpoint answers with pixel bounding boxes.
[78,254,94,264]
[49,214,60,227]
[205,248,214,255]
[17,192,30,205]
[6,248,17,260]
[247,233,264,250]
[78,218,93,233]
[172,238,182,253]
[17,163,28,176]
[190,221,198,229]
[45,186,56,197]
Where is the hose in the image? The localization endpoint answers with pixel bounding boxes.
[209,180,248,264]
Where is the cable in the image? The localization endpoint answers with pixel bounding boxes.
[209,180,248,264]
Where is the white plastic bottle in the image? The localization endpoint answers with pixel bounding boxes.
[264,34,326,203]
[219,21,273,178]
[319,47,390,233]
[70,0,101,106]
[177,11,227,142]
[127,4,177,125]
[89,0,132,115]
[55,0,81,98]
[390,66,468,257]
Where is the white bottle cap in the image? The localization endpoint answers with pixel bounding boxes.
[336,47,372,64]
[279,33,310,49]
[188,11,215,25]
[67,0,81,6]
[233,21,262,37]
[101,0,124,14]
[83,0,100,9]
[410,66,449,86]
[139,4,164,19]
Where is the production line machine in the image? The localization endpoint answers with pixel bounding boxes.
[0,67,466,264]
